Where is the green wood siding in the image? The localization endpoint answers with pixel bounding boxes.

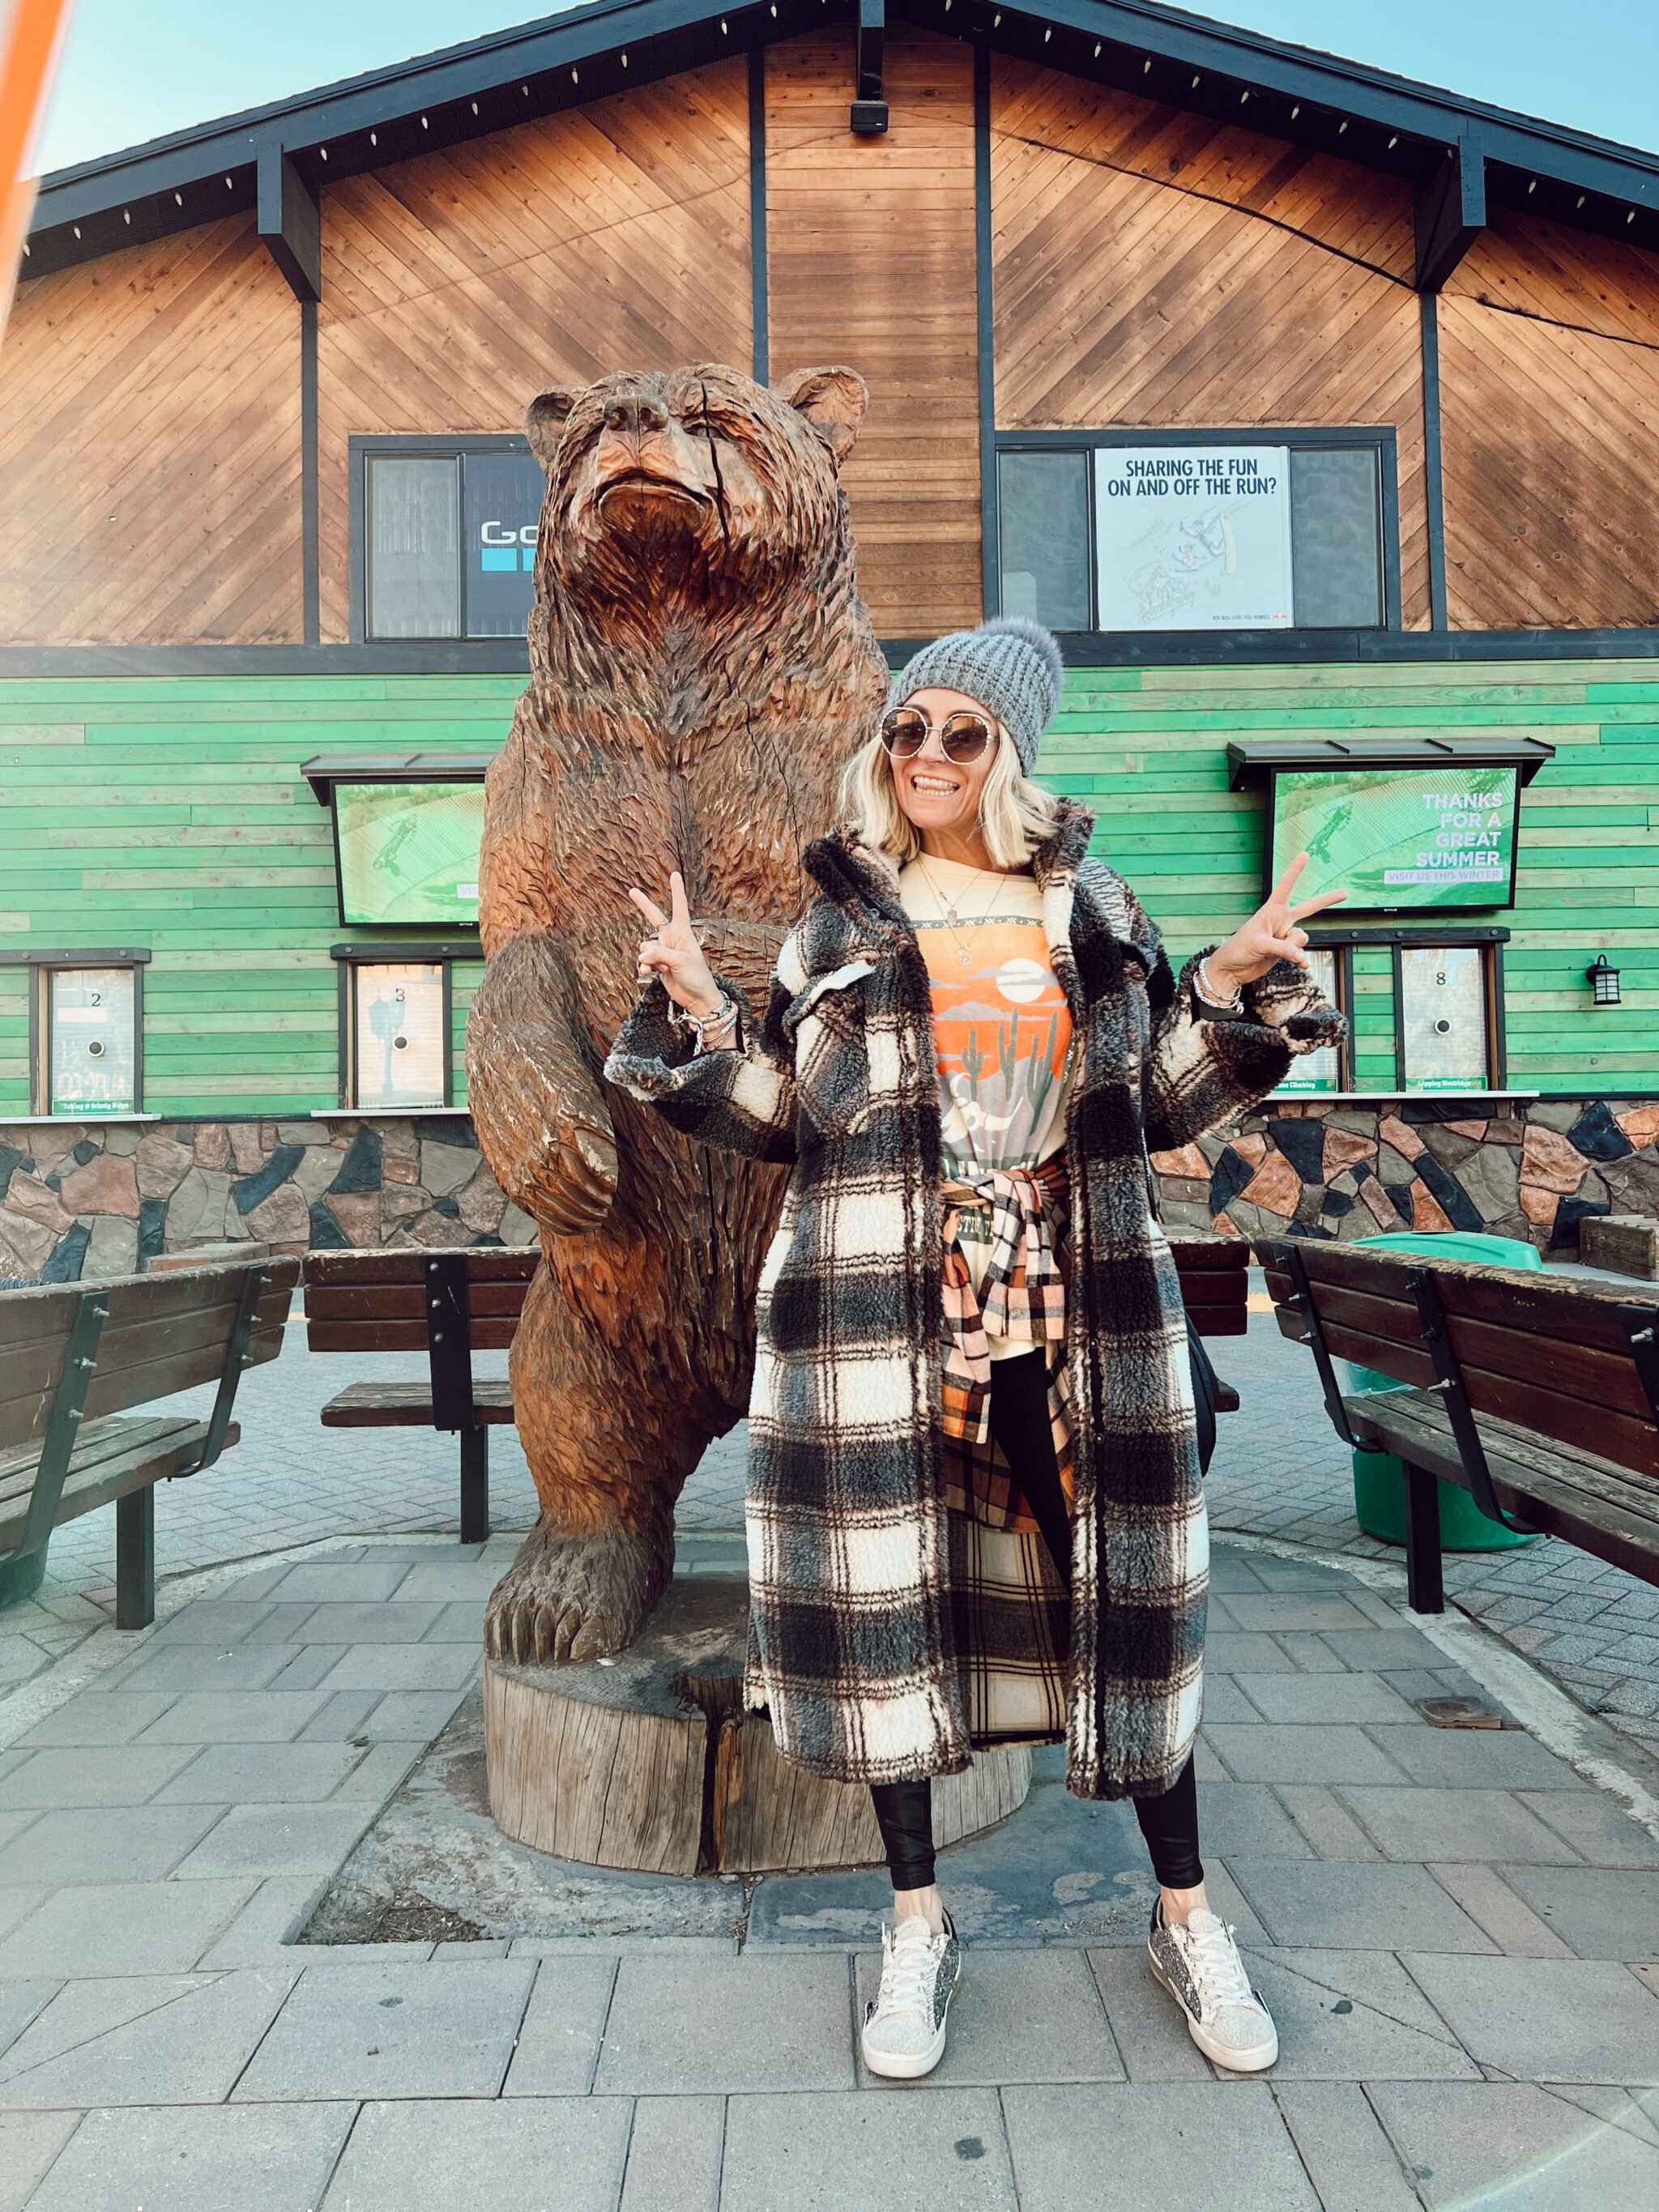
[2,658,1656,1115]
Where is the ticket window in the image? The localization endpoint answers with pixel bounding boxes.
[1395,943,1499,1093]
[344,962,450,1110]
[1272,944,1349,1096]
[33,963,142,1115]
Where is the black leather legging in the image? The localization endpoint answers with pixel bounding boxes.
[870,1346,1204,1894]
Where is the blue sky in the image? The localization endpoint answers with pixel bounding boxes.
[35,0,1659,173]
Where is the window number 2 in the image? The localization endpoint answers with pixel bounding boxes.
[88,991,101,1005]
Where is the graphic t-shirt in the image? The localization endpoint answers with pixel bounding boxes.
[898,853,1075,1360]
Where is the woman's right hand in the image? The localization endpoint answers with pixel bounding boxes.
[627,872,723,1017]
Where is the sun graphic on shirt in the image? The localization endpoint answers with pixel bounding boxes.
[996,955,1049,1006]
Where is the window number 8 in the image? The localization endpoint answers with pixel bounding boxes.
[1435,971,1447,987]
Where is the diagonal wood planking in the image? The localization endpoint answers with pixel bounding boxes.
[991,57,1431,629]
[316,62,753,641]
[1439,209,1659,629]
[0,216,303,645]
[764,27,982,638]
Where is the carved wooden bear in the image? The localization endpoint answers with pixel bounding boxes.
[467,361,888,1664]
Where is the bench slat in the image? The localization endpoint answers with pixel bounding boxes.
[303,1250,539,1288]
[304,1281,531,1325]
[305,1319,521,1356]
[320,1379,518,1427]
[0,1413,236,1549]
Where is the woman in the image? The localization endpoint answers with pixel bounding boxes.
[606,616,1344,2081]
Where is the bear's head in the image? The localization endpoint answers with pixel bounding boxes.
[522,362,867,628]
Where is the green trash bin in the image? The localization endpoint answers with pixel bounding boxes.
[1346,1230,1542,1552]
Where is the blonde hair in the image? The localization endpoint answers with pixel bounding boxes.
[836,716,1064,871]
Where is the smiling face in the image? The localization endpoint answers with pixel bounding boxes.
[888,687,1004,844]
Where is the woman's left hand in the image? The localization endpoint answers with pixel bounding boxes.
[1206,853,1347,993]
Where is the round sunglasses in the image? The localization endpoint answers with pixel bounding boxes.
[880,707,998,764]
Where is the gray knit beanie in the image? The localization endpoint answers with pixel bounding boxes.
[889,616,1065,776]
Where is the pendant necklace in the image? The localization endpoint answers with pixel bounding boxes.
[917,854,1012,967]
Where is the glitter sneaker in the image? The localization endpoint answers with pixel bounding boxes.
[1147,1903,1279,2073]
[859,1907,963,2080]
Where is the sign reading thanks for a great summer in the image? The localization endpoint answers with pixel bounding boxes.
[1094,446,1293,630]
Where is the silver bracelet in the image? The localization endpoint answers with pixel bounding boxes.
[1194,957,1243,1012]
[670,993,736,1040]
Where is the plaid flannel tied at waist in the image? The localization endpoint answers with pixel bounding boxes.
[940,1153,1070,1452]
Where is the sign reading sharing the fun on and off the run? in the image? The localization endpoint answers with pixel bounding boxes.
[1270,766,1521,912]
[1094,445,1293,630]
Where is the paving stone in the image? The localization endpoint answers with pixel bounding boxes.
[1204,1726,1409,1786]
[388,1562,505,1602]
[0,1744,200,1809]
[0,1984,58,2065]
[1203,1556,1269,1593]
[96,1645,297,1695]
[722,2088,1017,2210]
[1337,1787,1586,1865]
[1219,1594,1377,1634]
[134,1692,333,1745]
[0,1879,257,1980]
[0,1968,298,2107]
[619,2093,723,2212]
[0,1813,37,1853]
[322,2096,632,2211]
[1403,1954,1659,2083]
[311,1645,480,1693]
[171,1804,376,1881]
[1368,2080,1659,2207]
[15,1693,181,1747]
[156,1742,367,1805]
[1247,1560,1358,1592]
[296,1691,383,1742]
[327,1742,420,1802]
[1225,1860,1495,1952]
[499,1954,617,2095]
[1495,1867,1659,1960]
[1193,1781,1316,1860]
[234,1958,535,2100]
[1249,1949,1482,2082]
[193,1875,333,1969]
[27,2101,356,2212]
[1003,2082,1317,2209]
[266,1646,350,1692]
[1233,1673,1418,1724]
[0,2112,81,2212]
[1196,1676,1261,1724]
[1367,1727,1588,1790]
[1271,1787,1384,1862]
[1273,2082,1426,2212]
[853,1944,1122,2088]
[1204,1632,1307,1676]
[263,1562,413,1603]
[1085,1947,1211,2080]
[1426,1863,1576,1959]
[420,1601,488,1642]
[595,1954,854,2094]
[150,1601,282,1645]
[1273,1632,1353,1675]
[0,1804,224,1886]
[288,1603,446,1644]
[1513,1789,1659,1868]
[348,1690,470,1741]
[0,1890,47,1942]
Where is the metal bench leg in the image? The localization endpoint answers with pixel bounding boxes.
[1403,1462,1444,1616]
[116,1487,155,1630]
[459,1427,490,1545]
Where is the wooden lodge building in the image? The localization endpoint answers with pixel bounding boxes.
[3,0,1659,1280]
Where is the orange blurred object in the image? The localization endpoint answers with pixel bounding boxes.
[0,0,75,333]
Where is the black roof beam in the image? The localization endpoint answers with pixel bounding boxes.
[258,145,321,303]
[1415,131,1486,292]
[853,0,888,134]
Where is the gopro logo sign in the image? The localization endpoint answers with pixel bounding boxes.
[480,520,537,573]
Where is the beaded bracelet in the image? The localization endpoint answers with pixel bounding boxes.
[1194,957,1244,1012]
[670,993,738,1043]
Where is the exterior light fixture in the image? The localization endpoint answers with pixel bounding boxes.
[1587,954,1622,1007]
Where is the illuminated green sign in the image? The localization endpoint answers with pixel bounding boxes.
[334,782,484,927]
[1270,766,1518,912]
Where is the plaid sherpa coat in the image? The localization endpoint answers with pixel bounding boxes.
[605,799,1342,1798]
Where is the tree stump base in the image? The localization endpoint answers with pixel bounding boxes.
[484,1573,1030,1875]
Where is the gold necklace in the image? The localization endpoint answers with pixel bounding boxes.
[917,853,1013,967]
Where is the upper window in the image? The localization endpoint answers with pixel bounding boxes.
[997,432,1395,634]
[354,437,544,642]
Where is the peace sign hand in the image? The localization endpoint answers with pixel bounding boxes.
[1206,853,1347,994]
[626,872,723,1019]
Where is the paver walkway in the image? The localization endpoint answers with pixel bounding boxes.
[2,1530,1658,2206]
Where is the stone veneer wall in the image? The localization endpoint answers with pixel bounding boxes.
[1152,1097,1659,1255]
[0,1118,535,1285]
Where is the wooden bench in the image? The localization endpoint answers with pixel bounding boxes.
[302,1234,1245,1541]
[1,1257,297,1626]
[1257,1237,1659,1615]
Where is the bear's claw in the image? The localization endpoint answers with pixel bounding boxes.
[484,1520,669,1667]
